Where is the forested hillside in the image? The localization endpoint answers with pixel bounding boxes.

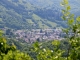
[0,0,58,29]
[0,0,80,30]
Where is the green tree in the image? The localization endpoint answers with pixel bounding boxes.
[0,30,32,60]
[61,0,80,60]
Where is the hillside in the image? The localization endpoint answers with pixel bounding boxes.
[0,0,80,30]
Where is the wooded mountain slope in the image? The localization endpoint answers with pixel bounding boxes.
[0,0,80,29]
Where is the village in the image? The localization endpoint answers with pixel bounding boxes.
[14,28,64,43]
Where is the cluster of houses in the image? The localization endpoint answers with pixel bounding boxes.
[14,28,64,43]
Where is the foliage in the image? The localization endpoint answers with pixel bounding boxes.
[61,0,80,59]
[0,30,32,60]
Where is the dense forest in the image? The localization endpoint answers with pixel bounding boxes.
[0,0,80,60]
